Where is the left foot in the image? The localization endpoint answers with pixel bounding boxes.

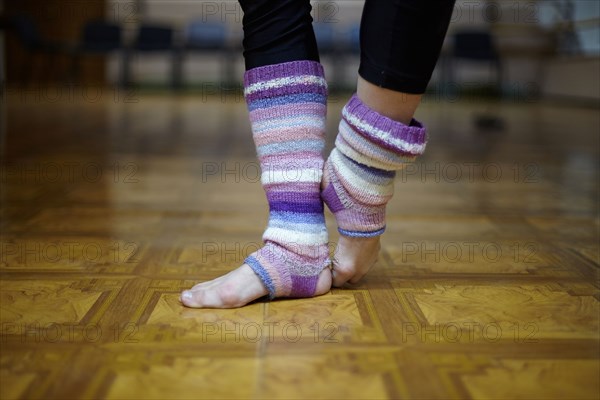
[180,264,332,308]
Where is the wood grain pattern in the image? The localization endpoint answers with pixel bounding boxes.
[1,91,598,399]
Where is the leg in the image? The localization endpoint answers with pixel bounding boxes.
[322,0,456,287]
[356,77,421,125]
[181,0,331,308]
[238,0,319,69]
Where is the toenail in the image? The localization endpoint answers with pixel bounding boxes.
[181,291,192,301]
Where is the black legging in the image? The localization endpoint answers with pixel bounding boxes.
[238,0,455,94]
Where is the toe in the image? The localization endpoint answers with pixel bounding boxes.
[180,290,202,308]
[332,263,354,287]
[181,287,228,308]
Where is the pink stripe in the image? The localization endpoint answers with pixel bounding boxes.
[255,253,290,297]
[261,244,328,265]
[263,182,318,192]
[334,208,385,232]
[254,126,325,147]
[260,151,322,162]
[265,180,320,189]
[259,151,323,165]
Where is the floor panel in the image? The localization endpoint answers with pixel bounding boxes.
[1,92,598,399]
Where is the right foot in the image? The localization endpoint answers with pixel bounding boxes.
[321,164,382,287]
[331,235,380,287]
[321,93,429,287]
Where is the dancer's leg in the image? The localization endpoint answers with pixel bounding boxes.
[181,0,331,308]
[322,0,456,287]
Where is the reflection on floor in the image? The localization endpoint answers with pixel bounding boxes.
[1,90,599,399]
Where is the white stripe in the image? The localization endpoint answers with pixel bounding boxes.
[342,108,426,155]
[335,139,394,171]
[245,75,326,96]
[261,169,322,184]
[331,149,394,197]
[252,116,324,133]
[269,220,325,233]
[338,121,416,170]
[263,227,328,246]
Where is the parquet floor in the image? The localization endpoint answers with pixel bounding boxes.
[1,88,599,399]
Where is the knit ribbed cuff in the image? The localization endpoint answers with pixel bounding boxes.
[244,60,325,86]
[243,61,328,105]
[342,94,427,156]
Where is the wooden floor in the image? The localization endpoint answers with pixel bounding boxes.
[1,89,599,399]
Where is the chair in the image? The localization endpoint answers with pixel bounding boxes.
[70,20,123,83]
[7,15,66,85]
[80,20,122,52]
[175,21,236,86]
[313,22,345,88]
[447,30,502,95]
[319,23,360,90]
[122,24,177,88]
[313,22,336,55]
[446,30,505,131]
[346,24,360,55]
[134,25,174,51]
[185,22,227,51]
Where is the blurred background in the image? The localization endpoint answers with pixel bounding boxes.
[1,2,599,399]
[1,0,599,103]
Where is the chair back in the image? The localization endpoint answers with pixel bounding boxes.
[453,31,498,61]
[185,21,227,50]
[82,20,122,51]
[313,22,336,53]
[11,15,41,49]
[135,25,174,51]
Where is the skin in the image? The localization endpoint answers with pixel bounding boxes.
[180,265,332,308]
[180,76,421,308]
[357,76,422,125]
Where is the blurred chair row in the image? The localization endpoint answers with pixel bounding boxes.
[6,15,241,88]
[5,15,501,92]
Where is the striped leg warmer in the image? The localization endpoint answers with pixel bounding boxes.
[321,94,427,237]
[243,60,330,299]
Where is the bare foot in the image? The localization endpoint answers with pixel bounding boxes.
[321,165,382,287]
[180,264,332,308]
[331,235,380,287]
